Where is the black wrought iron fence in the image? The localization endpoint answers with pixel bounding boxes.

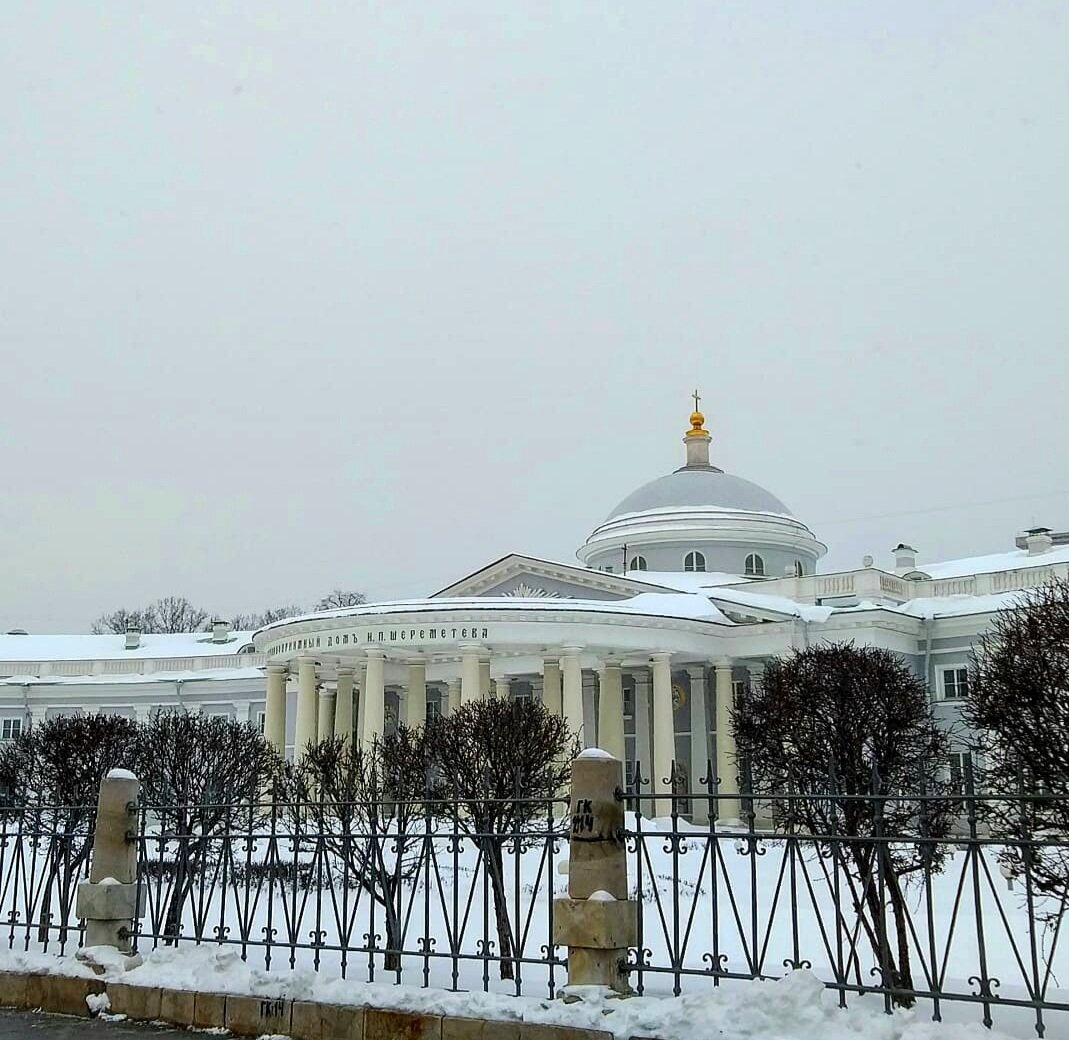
[2,766,1069,1037]
[129,788,570,998]
[0,802,96,956]
[625,760,1069,1038]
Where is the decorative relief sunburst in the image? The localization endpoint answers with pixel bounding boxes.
[503,583,564,599]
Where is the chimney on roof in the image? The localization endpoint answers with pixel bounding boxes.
[125,623,141,650]
[1025,528,1054,556]
[893,544,917,575]
[211,618,231,644]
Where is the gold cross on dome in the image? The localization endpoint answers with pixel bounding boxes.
[692,389,701,411]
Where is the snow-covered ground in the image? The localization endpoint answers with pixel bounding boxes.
[0,944,1032,1040]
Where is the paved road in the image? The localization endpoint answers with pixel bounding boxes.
[0,1009,184,1036]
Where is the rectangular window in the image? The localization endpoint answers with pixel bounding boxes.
[942,668,969,700]
[257,711,266,734]
[0,718,21,741]
[949,751,973,789]
[948,751,980,808]
[624,735,637,790]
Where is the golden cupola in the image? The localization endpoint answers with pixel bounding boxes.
[682,390,713,469]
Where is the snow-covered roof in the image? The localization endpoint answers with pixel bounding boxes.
[618,571,754,593]
[255,593,734,634]
[918,544,1069,579]
[703,586,834,622]
[0,666,265,687]
[895,592,1026,619]
[606,469,792,520]
[432,552,671,599]
[0,632,256,663]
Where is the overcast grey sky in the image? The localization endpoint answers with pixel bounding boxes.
[2,3,1067,632]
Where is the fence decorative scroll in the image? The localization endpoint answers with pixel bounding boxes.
[0,758,1066,1037]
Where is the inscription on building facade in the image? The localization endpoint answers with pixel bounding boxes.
[268,625,492,656]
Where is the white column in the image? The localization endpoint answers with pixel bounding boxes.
[447,677,461,715]
[317,685,336,741]
[480,657,491,700]
[687,664,709,823]
[235,701,253,724]
[651,652,675,818]
[542,658,562,716]
[264,664,288,755]
[361,649,386,749]
[354,662,366,743]
[461,646,482,705]
[561,647,585,742]
[634,669,652,793]
[335,666,355,741]
[493,674,511,700]
[294,654,318,762]
[715,657,740,825]
[597,660,625,761]
[582,669,598,741]
[406,659,427,727]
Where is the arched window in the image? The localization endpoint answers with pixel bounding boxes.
[744,553,765,577]
[628,555,648,572]
[684,551,706,573]
[794,560,805,577]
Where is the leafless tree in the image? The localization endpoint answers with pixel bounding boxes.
[13,714,139,943]
[733,643,955,1007]
[91,607,156,635]
[965,577,1069,918]
[0,739,27,812]
[282,727,433,972]
[91,596,212,635]
[313,589,366,611]
[94,590,363,634]
[231,605,306,630]
[424,698,577,980]
[134,712,280,942]
[151,596,211,633]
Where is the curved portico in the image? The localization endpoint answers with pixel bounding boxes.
[253,595,755,821]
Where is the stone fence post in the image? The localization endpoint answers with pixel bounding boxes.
[76,769,145,954]
[552,749,637,994]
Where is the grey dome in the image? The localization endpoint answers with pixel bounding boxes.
[607,469,792,520]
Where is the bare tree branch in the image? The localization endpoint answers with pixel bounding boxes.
[966,577,1069,911]
[424,698,578,980]
[733,642,955,1007]
[313,589,366,611]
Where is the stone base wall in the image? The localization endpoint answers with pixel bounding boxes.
[0,972,615,1040]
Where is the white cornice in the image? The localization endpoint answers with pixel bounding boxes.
[577,507,827,565]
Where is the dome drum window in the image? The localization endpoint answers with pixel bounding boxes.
[744,553,765,577]
[628,555,648,572]
[684,551,706,573]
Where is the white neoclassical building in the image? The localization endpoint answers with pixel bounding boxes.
[3,400,1068,818]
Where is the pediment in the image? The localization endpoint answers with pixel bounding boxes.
[432,554,670,602]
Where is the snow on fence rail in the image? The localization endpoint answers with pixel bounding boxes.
[0,773,1068,1038]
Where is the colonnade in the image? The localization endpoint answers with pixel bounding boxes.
[263,649,760,823]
